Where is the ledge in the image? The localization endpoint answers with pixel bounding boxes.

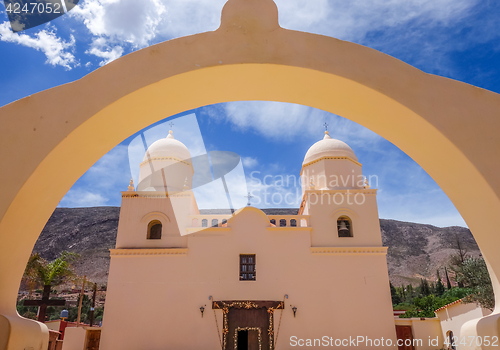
[267,227,312,231]
[110,248,188,256]
[310,246,388,255]
[185,227,232,234]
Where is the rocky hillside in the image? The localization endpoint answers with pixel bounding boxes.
[381,219,480,286]
[29,207,480,287]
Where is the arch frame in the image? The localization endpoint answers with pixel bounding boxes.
[141,211,171,225]
[1,0,500,348]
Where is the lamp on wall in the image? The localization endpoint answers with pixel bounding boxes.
[200,306,205,318]
[292,306,297,318]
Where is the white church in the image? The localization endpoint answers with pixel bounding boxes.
[99,130,397,350]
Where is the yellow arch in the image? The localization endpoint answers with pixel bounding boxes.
[1,0,500,348]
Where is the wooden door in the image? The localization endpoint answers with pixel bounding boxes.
[213,300,283,350]
[85,329,101,350]
[228,308,267,350]
[395,325,414,350]
[248,330,260,350]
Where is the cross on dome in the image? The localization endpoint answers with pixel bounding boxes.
[244,192,254,206]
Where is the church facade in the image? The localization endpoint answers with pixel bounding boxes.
[100,130,397,350]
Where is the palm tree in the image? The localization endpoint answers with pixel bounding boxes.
[23,251,79,321]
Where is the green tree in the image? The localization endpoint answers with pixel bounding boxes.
[22,251,79,322]
[406,284,414,299]
[419,278,431,296]
[435,269,446,296]
[24,251,79,289]
[444,267,452,289]
[399,285,406,302]
[390,282,401,305]
[454,257,494,310]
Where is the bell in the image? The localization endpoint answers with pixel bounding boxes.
[339,221,348,230]
[338,220,350,237]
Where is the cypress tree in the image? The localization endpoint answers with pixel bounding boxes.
[435,269,445,296]
[445,267,452,289]
[390,282,401,305]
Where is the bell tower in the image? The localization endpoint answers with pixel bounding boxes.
[115,130,198,249]
[300,131,383,248]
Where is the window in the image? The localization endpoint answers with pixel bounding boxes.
[147,220,162,239]
[270,219,276,226]
[202,219,208,227]
[240,255,256,281]
[212,219,219,227]
[222,219,227,226]
[279,219,287,227]
[448,331,456,350]
[290,219,297,227]
[337,216,352,237]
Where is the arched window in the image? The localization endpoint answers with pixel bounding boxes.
[280,219,287,227]
[212,219,219,227]
[147,220,162,239]
[270,219,276,226]
[290,219,297,227]
[448,331,456,350]
[337,216,352,237]
[202,219,208,227]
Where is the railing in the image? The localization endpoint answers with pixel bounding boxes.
[189,215,232,228]
[267,215,310,227]
[187,214,310,228]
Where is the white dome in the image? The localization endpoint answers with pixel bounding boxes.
[303,132,357,165]
[143,131,191,162]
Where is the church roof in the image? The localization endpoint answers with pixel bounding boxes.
[303,131,357,165]
[142,130,191,162]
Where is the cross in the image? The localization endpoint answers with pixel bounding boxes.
[23,285,65,322]
[244,192,254,206]
[169,121,174,129]
[323,122,329,131]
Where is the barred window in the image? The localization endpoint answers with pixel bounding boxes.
[239,255,256,281]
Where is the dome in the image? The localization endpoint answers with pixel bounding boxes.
[303,131,357,165]
[143,130,191,163]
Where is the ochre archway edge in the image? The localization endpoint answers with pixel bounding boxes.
[1,0,500,348]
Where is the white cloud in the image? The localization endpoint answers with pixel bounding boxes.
[242,156,258,169]
[0,21,77,69]
[1,0,487,71]
[86,37,123,65]
[70,0,166,47]
[275,0,479,41]
[69,0,480,60]
[220,101,380,146]
[58,189,109,207]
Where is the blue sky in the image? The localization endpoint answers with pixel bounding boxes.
[2,0,500,227]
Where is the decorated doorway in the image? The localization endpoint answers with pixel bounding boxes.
[213,300,284,350]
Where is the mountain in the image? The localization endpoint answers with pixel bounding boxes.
[29,207,480,287]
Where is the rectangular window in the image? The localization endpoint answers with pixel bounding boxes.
[240,254,256,281]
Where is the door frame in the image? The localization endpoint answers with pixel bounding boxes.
[213,300,284,350]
